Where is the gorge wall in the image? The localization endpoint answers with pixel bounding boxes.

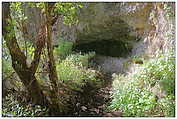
[23,2,175,74]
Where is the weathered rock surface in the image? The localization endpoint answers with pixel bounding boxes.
[23,3,154,44]
[58,3,154,44]
[22,3,174,74]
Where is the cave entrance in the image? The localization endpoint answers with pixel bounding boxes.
[73,39,133,57]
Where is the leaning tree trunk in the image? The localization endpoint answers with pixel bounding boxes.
[2,2,47,105]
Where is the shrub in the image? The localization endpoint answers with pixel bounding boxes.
[157,95,175,117]
[56,52,100,92]
[109,74,157,117]
[65,52,95,67]
[134,51,175,95]
[54,40,73,59]
[109,51,175,117]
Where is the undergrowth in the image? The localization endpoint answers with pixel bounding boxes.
[2,94,49,117]
[54,40,73,60]
[56,52,101,92]
[108,50,175,117]
[3,40,102,116]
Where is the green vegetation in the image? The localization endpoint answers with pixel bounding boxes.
[3,59,13,78]
[108,51,175,117]
[54,40,100,92]
[134,52,175,95]
[57,52,100,92]
[54,40,73,59]
[109,83,157,116]
[2,94,48,117]
[2,2,175,117]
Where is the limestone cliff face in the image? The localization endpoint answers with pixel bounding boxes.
[75,3,133,44]
[23,2,175,57]
[75,3,153,43]
[21,3,152,42]
[23,3,154,43]
[58,3,154,44]
[15,2,175,74]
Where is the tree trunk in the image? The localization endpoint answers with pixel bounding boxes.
[45,3,68,114]
[45,3,59,92]
[2,2,47,105]
[45,2,60,112]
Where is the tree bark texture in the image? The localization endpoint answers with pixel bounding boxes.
[45,3,67,114]
[2,2,47,105]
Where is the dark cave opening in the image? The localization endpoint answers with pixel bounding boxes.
[73,39,133,57]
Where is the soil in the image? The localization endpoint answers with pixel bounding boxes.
[70,74,117,117]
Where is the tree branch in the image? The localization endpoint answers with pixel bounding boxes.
[3,3,27,71]
[29,24,46,75]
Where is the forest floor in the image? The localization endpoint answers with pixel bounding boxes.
[72,74,121,117]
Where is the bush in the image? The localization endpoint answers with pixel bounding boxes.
[56,52,100,92]
[109,75,157,117]
[109,51,175,117]
[157,95,175,117]
[134,51,175,95]
[54,40,73,59]
[65,52,95,67]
